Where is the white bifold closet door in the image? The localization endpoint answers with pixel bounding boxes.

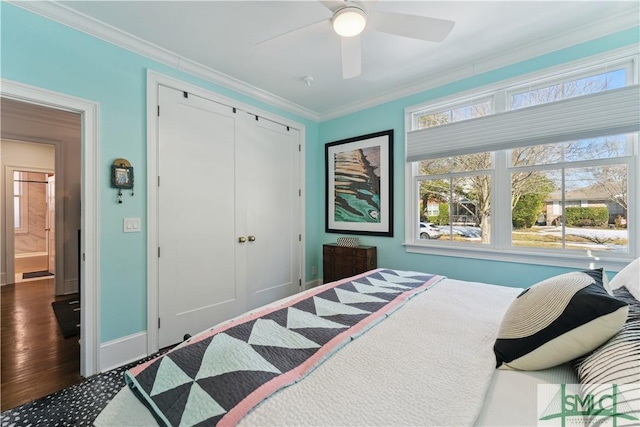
[157,86,301,348]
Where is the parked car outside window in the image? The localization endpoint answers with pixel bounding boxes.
[419,222,441,239]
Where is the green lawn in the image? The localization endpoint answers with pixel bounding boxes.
[512,230,628,249]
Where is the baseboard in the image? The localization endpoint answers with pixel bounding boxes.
[99,331,148,372]
[64,278,79,294]
[0,272,6,286]
[304,279,321,291]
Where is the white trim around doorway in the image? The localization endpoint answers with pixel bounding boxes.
[1,78,101,377]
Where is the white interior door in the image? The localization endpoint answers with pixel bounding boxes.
[46,175,55,275]
[238,116,302,309]
[158,86,245,348]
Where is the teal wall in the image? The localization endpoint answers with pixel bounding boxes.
[1,2,637,343]
[0,3,319,342]
[315,27,640,288]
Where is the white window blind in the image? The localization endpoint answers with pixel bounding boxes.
[406,85,640,162]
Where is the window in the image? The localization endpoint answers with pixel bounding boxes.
[509,68,627,110]
[418,152,492,244]
[509,135,631,253]
[413,98,492,130]
[13,171,28,233]
[405,54,639,269]
[425,203,439,217]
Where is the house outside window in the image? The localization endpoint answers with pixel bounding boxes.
[405,52,639,269]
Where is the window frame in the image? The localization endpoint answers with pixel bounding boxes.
[404,49,639,271]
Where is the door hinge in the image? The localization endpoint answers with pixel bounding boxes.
[299,279,302,287]
[158,318,161,329]
[157,105,160,117]
[158,176,160,187]
[298,189,301,197]
[299,234,301,242]
[298,144,301,152]
[82,253,86,261]
[158,247,161,258]
[183,91,188,98]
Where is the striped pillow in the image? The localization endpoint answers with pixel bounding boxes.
[494,269,629,371]
[575,287,640,387]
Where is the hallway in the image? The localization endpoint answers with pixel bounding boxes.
[1,278,82,410]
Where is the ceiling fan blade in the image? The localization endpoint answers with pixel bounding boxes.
[320,1,347,12]
[257,18,331,46]
[341,34,362,79]
[368,10,454,42]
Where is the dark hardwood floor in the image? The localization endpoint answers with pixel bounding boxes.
[1,278,82,411]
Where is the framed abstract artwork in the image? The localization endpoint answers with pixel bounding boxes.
[325,129,394,237]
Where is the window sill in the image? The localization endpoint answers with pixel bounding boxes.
[403,241,633,272]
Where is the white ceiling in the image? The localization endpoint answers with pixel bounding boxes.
[41,1,640,119]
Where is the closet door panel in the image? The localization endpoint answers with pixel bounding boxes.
[157,87,245,348]
[238,116,301,310]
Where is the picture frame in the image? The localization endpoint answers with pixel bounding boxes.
[111,163,134,189]
[325,129,394,237]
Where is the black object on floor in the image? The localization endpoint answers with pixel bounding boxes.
[51,299,80,338]
[23,270,54,279]
[0,350,169,427]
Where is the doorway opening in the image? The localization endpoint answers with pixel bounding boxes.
[0,98,83,410]
[12,169,56,284]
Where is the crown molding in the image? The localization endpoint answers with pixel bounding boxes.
[318,9,640,121]
[9,1,320,122]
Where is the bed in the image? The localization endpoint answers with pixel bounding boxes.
[95,263,640,427]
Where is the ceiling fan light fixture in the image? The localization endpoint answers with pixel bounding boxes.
[332,6,367,37]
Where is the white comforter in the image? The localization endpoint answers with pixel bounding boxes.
[95,277,520,426]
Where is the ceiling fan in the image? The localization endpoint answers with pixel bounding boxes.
[258,1,455,79]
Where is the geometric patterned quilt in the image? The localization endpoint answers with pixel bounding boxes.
[124,268,444,426]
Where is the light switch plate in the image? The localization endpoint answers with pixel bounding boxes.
[124,217,141,233]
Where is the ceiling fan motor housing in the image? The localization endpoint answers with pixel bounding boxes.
[332,6,367,37]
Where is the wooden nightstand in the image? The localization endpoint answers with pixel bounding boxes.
[322,243,377,284]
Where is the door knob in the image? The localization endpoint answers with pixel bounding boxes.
[248,235,256,242]
[238,237,247,243]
